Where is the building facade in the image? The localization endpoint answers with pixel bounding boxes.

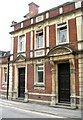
[0,51,10,98]
[1,0,83,109]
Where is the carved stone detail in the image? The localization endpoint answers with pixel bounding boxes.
[15,54,27,62]
[48,46,73,56]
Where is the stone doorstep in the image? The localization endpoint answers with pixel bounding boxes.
[13,98,77,109]
[14,98,77,110]
[15,97,24,101]
[51,103,77,110]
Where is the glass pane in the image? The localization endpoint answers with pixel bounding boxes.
[20,41,22,51]
[59,30,67,43]
[38,66,43,70]
[4,68,7,82]
[37,35,43,48]
[20,36,25,51]
[38,71,43,82]
[5,73,7,82]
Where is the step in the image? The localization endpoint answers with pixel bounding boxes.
[51,103,77,110]
[15,98,24,102]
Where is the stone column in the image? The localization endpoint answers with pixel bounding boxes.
[79,54,83,109]
[69,58,76,108]
[13,64,18,100]
[50,61,56,106]
[9,64,13,99]
[24,64,28,102]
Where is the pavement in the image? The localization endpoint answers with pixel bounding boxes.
[0,98,82,119]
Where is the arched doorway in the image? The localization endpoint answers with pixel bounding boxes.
[48,46,76,108]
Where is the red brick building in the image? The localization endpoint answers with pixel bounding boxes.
[0,51,10,97]
[1,0,83,109]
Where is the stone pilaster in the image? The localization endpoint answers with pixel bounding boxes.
[24,64,28,102]
[69,58,76,108]
[79,54,83,109]
[13,64,18,100]
[9,64,13,99]
[50,61,56,106]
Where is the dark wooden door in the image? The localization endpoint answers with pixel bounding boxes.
[18,68,25,98]
[58,63,70,103]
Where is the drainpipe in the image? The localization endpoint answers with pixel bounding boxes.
[7,56,10,99]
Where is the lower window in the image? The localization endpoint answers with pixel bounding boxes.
[37,65,44,83]
[4,67,7,83]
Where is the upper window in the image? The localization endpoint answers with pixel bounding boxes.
[59,26,67,43]
[57,23,68,44]
[19,35,25,52]
[36,30,43,49]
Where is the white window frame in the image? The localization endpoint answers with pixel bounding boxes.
[19,35,25,52]
[56,22,69,45]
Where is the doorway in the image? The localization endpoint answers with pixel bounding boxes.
[58,63,70,103]
[18,68,25,98]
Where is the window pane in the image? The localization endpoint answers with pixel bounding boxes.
[38,66,43,70]
[19,36,25,51]
[38,71,43,82]
[59,29,67,43]
[37,65,43,83]
[4,68,7,82]
[37,35,43,48]
[36,30,43,49]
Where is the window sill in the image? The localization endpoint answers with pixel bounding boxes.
[34,84,45,87]
[56,42,69,46]
[34,84,45,90]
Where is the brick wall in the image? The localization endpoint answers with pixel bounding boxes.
[28,64,34,92]
[49,9,59,18]
[68,18,78,51]
[14,23,21,31]
[49,24,56,47]
[29,94,51,101]
[45,63,52,94]
[63,4,75,13]
[2,57,7,63]
[23,20,31,28]
[81,1,83,7]
[33,18,36,24]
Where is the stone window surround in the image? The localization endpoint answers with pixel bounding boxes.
[1,66,8,85]
[18,34,26,53]
[34,61,45,89]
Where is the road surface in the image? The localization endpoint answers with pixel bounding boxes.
[0,99,64,119]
